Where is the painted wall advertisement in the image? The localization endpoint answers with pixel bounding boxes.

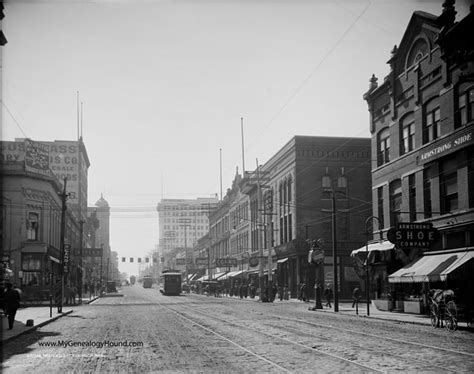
[1,139,85,207]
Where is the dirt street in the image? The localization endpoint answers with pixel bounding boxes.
[2,285,474,373]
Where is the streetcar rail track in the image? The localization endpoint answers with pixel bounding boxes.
[162,303,384,373]
[189,295,474,358]
[263,311,474,358]
[180,303,465,373]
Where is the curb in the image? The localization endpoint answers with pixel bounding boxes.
[1,310,74,344]
[307,307,431,327]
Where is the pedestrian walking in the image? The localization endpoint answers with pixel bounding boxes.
[352,287,361,308]
[299,281,307,302]
[324,284,333,308]
[4,282,21,330]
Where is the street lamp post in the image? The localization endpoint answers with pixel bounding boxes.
[365,216,382,316]
[330,190,339,312]
[322,175,340,313]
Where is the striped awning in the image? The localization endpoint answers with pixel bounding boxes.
[388,249,474,283]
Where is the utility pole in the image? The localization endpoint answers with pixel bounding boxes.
[78,220,84,304]
[256,159,264,301]
[58,178,68,314]
[266,210,273,302]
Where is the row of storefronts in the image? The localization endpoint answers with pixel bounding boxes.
[180,3,474,312]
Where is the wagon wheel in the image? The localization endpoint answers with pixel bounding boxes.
[445,314,458,332]
[446,300,457,320]
[430,304,439,328]
[445,301,458,332]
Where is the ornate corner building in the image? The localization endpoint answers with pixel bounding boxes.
[363,2,474,303]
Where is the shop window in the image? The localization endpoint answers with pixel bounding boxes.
[22,271,41,287]
[400,113,415,155]
[377,128,390,166]
[27,212,39,240]
[22,253,41,270]
[389,180,402,226]
[423,98,440,144]
[445,231,466,249]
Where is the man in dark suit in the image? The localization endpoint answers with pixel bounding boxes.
[4,282,21,329]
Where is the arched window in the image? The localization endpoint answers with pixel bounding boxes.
[400,112,415,155]
[406,38,429,69]
[377,128,390,166]
[424,97,440,144]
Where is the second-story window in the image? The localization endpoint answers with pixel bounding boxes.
[440,158,458,214]
[377,186,384,229]
[408,174,417,222]
[389,180,402,226]
[424,98,440,144]
[401,113,415,155]
[377,128,390,166]
[27,212,39,240]
[456,84,474,128]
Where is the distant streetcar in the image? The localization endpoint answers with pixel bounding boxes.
[159,271,182,295]
[142,275,153,288]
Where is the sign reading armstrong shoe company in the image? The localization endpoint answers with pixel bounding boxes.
[417,127,473,164]
[387,223,439,248]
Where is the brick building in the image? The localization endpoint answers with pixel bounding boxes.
[362,2,474,310]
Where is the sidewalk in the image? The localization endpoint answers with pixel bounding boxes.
[1,296,99,344]
[222,294,432,326]
[311,301,432,326]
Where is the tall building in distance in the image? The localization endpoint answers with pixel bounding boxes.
[156,197,219,258]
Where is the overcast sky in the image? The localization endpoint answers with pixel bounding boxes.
[2,0,471,276]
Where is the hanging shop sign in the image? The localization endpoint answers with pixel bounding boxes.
[387,223,439,248]
[195,258,208,266]
[215,258,238,267]
[176,258,186,266]
[72,247,103,257]
[249,257,259,267]
[63,244,71,273]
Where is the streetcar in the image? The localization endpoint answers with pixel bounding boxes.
[142,275,153,288]
[159,270,182,295]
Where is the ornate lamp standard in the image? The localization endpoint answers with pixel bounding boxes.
[365,216,382,316]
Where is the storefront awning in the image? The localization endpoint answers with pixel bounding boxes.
[277,258,288,264]
[350,241,394,256]
[388,248,474,283]
[196,271,228,282]
[220,270,245,279]
[49,256,60,263]
[247,264,277,275]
